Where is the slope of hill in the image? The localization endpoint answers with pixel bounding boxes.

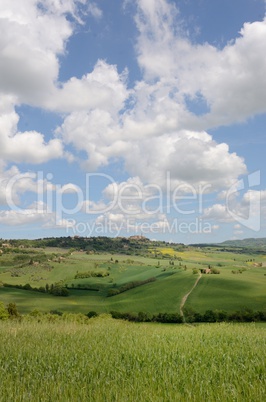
[220,237,266,250]
[0,236,185,256]
[0,240,265,316]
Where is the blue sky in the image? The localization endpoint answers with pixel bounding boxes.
[0,0,266,243]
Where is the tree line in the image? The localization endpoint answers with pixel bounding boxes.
[110,308,266,323]
[2,282,69,296]
[107,277,156,297]
[1,301,266,324]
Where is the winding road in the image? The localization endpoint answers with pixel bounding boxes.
[180,273,202,321]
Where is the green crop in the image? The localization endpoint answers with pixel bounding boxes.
[0,317,265,401]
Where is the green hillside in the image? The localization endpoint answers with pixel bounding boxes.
[0,237,265,317]
[220,237,266,250]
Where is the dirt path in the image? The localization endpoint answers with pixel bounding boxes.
[180,273,202,321]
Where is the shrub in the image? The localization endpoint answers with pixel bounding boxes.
[153,313,183,323]
[7,303,20,318]
[210,268,220,274]
[107,289,121,297]
[29,309,42,317]
[75,270,109,279]
[0,302,8,320]
[87,311,98,318]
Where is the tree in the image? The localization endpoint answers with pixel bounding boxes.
[50,283,69,296]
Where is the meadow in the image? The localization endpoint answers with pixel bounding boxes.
[0,316,265,402]
[0,239,265,401]
[0,239,265,317]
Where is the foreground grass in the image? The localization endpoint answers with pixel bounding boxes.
[0,317,265,402]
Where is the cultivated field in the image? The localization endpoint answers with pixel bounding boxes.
[0,243,266,316]
[0,317,265,402]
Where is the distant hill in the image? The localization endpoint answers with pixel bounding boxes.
[0,236,185,256]
[2,235,266,252]
[220,237,266,250]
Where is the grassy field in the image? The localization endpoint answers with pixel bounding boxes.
[0,270,196,315]
[185,266,266,313]
[0,246,266,315]
[0,317,265,402]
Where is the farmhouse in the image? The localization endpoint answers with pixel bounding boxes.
[200,268,212,274]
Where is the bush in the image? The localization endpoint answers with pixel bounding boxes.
[153,313,183,323]
[203,310,217,322]
[110,311,182,323]
[0,302,8,320]
[210,268,220,274]
[110,311,123,319]
[29,309,42,317]
[87,311,98,318]
[107,289,121,297]
[75,270,109,279]
[50,310,63,316]
[7,303,20,318]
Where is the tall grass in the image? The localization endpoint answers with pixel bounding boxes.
[0,317,265,401]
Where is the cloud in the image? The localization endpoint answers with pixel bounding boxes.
[43,217,77,229]
[0,165,22,205]
[203,203,232,222]
[202,189,266,225]
[50,60,129,113]
[135,0,266,127]
[103,176,155,203]
[55,0,249,192]
[56,62,129,170]
[59,183,81,194]
[135,0,182,81]
[0,96,63,164]
[0,203,76,228]
[83,176,158,216]
[234,230,244,235]
[0,165,56,206]
[58,108,119,170]
[82,176,171,236]
[0,0,73,105]
[0,199,51,226]
[0,0,263,211]
[200,19,266,126]
[122,130,246,191]
[58,77,246,190]
[94,211,170,236]
[0,1,84,165]
[87,2,102,19]
[0,0,106,110]
[0,163,80,228]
